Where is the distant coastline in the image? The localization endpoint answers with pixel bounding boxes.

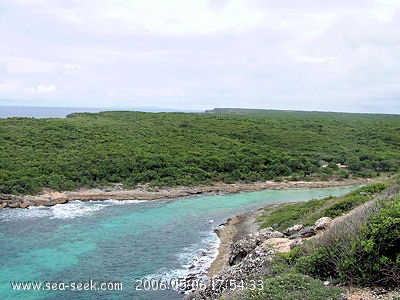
[0,105,201,118]
[0,179,370,209]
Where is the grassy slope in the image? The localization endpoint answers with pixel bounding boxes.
[0,109,399,194]
[256,183,389,231]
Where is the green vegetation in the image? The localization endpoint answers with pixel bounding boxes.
[239,183,399,299]
[0,109,399,194]
[296,190,400,287]
[246,261,342,300]
[318,182,389,219]
[257,199,332,232]
[257,183,389,231]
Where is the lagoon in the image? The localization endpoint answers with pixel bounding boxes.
[0,186,357,300]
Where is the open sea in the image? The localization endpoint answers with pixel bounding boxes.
[0,186,357,300]
[0,106,109,118]
[0,106,199,118]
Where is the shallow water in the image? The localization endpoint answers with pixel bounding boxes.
[0,186,357,299]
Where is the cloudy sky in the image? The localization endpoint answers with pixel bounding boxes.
[0,0,399,113]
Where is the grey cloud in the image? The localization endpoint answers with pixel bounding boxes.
[0,1,399,113]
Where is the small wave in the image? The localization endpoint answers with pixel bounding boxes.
[49,201,106,219]
[0,206,51,222]
[100,199,147,206]
[0,201,114,222]
[145,231,220,292]
[179,233,220,276]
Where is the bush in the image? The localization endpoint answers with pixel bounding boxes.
[257,198,328,232]
[320,183,389,219]
[246,262,342,300]
[361,195,400,286]
[296,193,400,287]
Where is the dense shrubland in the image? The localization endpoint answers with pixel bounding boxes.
[0,109,399,194]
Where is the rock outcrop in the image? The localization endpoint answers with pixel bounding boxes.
[283,224,303,236]
[186,227,283,299]
[289,226,317,239]
[229,227,283,265]
[186,246,275,299]
[315,217,332,230]
[0,193,68,209]
[186,214,335,299]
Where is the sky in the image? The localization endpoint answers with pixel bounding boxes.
[0,0,399,113]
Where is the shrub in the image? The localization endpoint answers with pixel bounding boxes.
[257,198,328,232]
[320,183,389,219]
[257,184,390,233]
[361,195,400,286]
[296,193,400,287]
[246,262,342,300]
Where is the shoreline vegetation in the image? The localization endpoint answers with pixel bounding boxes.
[187,181,400,300]
[0,178,370,209]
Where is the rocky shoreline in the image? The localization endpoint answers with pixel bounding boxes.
[0,179,369,209]
[185,208,336,300]
[207,209,264,278]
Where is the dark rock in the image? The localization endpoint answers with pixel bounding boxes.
[283,224,303,236]
[289,238,302,250]
[19,202,30,209]
[289,226,316,239]
[0,194,13,201]
[8,200,22,208]
[373,289,388,296]
[66,113,79,118]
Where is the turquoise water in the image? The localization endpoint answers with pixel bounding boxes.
[0,187,357,299]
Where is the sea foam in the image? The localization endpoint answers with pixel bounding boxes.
[100,199,147,206]
[0,206,51,222]
[144,230,220,292]
[0,199,146,222]
[49,201,106,219]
